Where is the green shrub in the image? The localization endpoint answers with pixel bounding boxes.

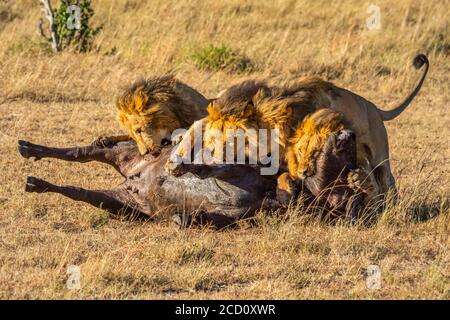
[41,0,102,52]
[189,44,254,73]
[55,0,102,52]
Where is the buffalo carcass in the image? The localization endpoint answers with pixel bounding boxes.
[18,128,363,228]
[18,139,278,228]
[170,129,365,222]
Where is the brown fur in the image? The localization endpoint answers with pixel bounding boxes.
[302,128,359,215]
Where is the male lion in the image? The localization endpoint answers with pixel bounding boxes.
[95,75,209,156]
[167,54,429,198]
[279,108,377,208]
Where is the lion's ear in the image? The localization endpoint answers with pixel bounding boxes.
[280,99,294,119]
[284,103,293,119]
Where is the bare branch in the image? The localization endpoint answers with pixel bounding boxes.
[38,0,59,52]
[37,18,50,40]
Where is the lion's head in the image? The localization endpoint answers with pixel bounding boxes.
[198,80,269,160]
[200,80,303,162]
[286,108,345,179]
[168,77,335,170]
[116,75,208,155]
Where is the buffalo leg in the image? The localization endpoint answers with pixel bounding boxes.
[25,176,148,220]
[18,139,115,163]
[18,139,130,174]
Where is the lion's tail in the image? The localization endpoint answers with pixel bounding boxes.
[378,54,429,121]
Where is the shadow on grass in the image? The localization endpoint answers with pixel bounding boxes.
[407,200,448,223]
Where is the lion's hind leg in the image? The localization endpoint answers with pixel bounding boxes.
[374,164,398,205]
[347,164,397,219]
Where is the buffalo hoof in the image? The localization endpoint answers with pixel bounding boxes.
[25,176,50,193]
[18,140,42,161]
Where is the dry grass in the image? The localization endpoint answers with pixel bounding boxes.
[0,0,449,299]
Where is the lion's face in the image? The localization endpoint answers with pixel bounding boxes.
[286,108,344,179]
[118,108,179,156]
[116,76,209,156]
[288,133,324,179]
[203,118,260,162]
[192,103,257,162]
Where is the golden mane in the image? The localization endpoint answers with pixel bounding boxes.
[116,75,207,129]
[280,76,335,96]
[115,75,209,155]
[286,108,344,179]
[204,77,336,153]
[204,80,269,148]
[211,79,270,117]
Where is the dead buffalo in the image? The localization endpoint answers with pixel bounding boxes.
[172,128,366,222]
[18,139,278,228]
[18,128,363,228]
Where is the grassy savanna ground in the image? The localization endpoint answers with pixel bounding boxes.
[0,0,449,299]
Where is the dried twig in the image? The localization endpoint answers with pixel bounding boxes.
[37,18,50,40]
[38,0,59,52]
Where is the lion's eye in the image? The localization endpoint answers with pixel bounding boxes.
[135,128,142,134]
